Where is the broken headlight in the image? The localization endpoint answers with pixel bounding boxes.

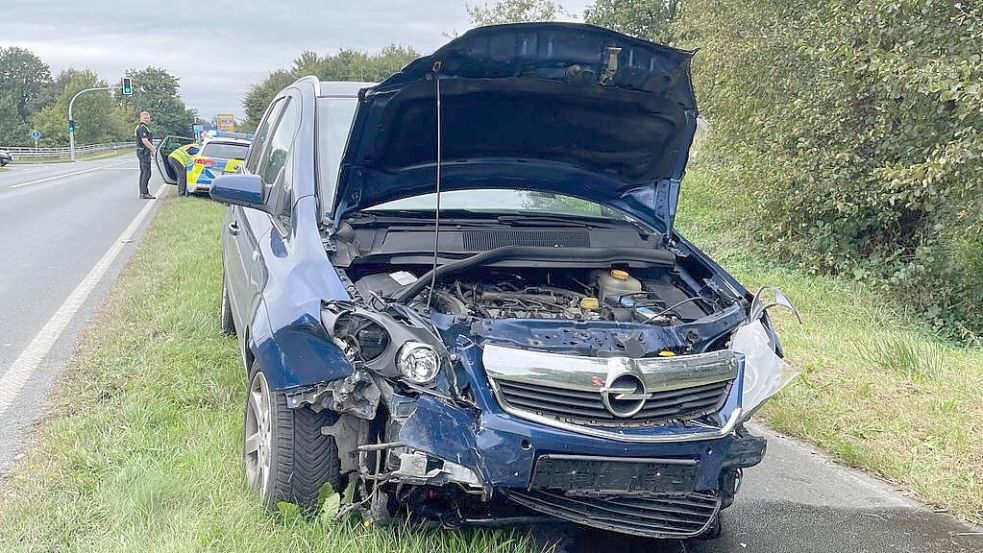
[397,342,440,384]
[335,313,390,362]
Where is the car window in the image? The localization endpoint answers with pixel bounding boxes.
[201,142,249,160]
[244,98,284,174]
[368,189,639,223]
[259,98,301,229]
[316,97,359,214]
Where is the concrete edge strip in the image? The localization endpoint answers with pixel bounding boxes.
[0,181,168,417]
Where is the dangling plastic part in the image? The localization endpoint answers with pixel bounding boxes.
[732,320,799,420]
[732,287,802,420]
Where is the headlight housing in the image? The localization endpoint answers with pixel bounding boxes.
[397,342,441,384]
[333,313,390,363]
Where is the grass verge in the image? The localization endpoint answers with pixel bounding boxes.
[0,194,537,553]
[677,165,983,523]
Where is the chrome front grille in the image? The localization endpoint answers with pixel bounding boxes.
[482,344,739,430]
[505,490,720,539]
[495,378,732,427]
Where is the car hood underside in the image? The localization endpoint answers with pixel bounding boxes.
[333,22,699,233]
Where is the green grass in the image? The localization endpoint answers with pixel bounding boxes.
[0,194,539,553]
[677,165,983,523]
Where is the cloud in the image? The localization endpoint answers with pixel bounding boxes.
[1,1,591,119]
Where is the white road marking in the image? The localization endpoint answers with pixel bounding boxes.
[0,181,168,418]
[7,160,130,189]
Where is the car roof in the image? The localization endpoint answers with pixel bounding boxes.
[318,81,376,97]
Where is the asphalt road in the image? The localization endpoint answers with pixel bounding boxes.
[534,424,982,552]
[0,158,980,552]
[0,155,165,471]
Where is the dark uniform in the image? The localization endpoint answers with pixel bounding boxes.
[135,122,153,197]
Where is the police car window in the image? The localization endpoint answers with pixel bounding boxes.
[245,99,284,173]
[201,142,249,160]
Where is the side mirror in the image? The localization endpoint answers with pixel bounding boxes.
[210,174,267,211]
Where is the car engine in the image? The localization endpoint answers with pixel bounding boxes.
[354,266,714,325]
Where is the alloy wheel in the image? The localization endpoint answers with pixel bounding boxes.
[244,370,273,499]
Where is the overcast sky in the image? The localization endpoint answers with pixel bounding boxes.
[1,1,592,120]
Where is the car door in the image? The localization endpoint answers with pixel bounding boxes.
[236,93,303,328]
[223,100,286,336]
[154,135,194,183]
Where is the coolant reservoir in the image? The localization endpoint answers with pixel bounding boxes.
[595,269,642,303]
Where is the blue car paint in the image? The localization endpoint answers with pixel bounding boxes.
[216,23,773,525]
[210,174,265,208]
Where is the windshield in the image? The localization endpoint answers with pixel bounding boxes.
[317,97,359,218]
[367,190,639,222]
[201,142,249,160]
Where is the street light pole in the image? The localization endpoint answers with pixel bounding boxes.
[68,86,111,162]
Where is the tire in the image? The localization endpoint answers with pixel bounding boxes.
[220,277,235,336]
[243,364,341,513]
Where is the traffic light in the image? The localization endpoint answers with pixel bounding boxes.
[68,119,77,133]
[121,77,133,96]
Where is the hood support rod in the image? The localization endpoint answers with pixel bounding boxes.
[425,60,444,309]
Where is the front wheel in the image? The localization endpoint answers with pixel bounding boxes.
[243,364,341,512]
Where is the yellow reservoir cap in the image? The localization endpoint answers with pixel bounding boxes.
[580,297,600,310]
[610,269,630,281]
[657,350,677,357]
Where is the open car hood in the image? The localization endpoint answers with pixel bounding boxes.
[333,23,698,236]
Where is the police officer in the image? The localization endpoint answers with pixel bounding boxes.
[135,111,156,199]
[168,142,199,196]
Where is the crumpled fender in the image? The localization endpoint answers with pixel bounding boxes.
[249,298,353,391]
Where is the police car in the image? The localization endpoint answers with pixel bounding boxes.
[185,135,251,194]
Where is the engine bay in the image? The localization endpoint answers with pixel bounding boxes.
[349,264,724,326]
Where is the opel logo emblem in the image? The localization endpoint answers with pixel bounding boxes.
[600,373,650,417]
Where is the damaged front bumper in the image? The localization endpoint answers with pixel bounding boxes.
[380,341,768,539]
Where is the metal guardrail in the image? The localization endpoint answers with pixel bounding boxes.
[0,142,135,160]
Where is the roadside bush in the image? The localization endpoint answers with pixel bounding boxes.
[672,0,983,341]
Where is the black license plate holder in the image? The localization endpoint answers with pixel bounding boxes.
[530,454,699,495]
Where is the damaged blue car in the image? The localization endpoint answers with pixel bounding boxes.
[211,22,799,540]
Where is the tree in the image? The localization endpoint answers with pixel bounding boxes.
[674,0,983,339]
[0,47,52,145]
[465,0,566,25]
[241,69,295,132]
[241,46,419,131]
[584,0,681,43]
[0,95,30,146]
[31,70,128,146]
[121,67,194,137]
[30,68,89,115]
